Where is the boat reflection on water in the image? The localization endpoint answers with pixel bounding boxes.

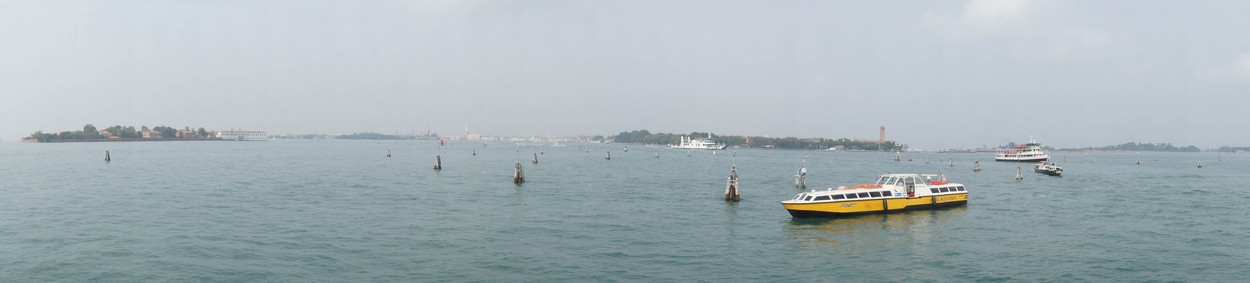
[782,206,968,255]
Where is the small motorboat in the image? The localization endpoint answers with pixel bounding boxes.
[1033,161,1062,176]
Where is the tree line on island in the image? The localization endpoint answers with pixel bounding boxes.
[1214,146,1250,153]
[1059,142,1200,152]
[611,129,900,150]
[25,124,210,142]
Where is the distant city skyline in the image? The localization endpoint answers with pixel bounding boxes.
[3,0,1247,148]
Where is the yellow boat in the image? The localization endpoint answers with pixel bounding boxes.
[782,173,968,218]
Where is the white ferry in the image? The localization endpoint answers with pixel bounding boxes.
[782,173,968,218]
[217,131,269,141]
[669,134,727,150]
[995,137,1049,162]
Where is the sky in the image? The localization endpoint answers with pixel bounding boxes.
[2,0,1248,149]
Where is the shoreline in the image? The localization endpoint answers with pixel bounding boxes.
[21,138,235,143]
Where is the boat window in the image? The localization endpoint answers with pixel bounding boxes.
[869,191,882,198]
[939,187,950,193]
[846,194,859,199]
[857,192,870,198]
[805,196,814,201]
[831,194,845,200]
[887,177,898,185]
[930,188,939,193]
[904,177,915,185]
[957,186,965,191]
[875,176,887,185]
[814,195,831,201]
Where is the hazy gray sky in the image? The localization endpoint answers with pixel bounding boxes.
[3,0,1248,148]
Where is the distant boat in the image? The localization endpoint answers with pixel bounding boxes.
[894,151,901,162]
[670,133,727,150]
[551,141,566,147]
[973,161,981,172]
[605,151,611,160]
[1198,161,1203,168]
[995,136,1049,162]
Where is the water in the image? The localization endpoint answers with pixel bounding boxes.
[2,141,1248,281]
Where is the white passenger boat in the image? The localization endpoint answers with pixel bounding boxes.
[669,134,727,150]
[995,137,1048,162]
[782,173,968,218]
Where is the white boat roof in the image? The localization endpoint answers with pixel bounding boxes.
[791,173,963,196]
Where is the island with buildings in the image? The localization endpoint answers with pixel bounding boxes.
[611,126,902,151]
[21,124,267,142]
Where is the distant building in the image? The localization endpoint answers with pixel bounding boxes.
[880,126,886,144]
[141,130,163,139]
[218,130,269,141]
[176,130,194,138]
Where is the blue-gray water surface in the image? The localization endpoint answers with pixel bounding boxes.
[2,140,1248,281]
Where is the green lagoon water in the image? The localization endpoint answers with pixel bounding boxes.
[1,140,1247,281]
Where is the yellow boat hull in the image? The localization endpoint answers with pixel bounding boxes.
[783,193,968,218]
